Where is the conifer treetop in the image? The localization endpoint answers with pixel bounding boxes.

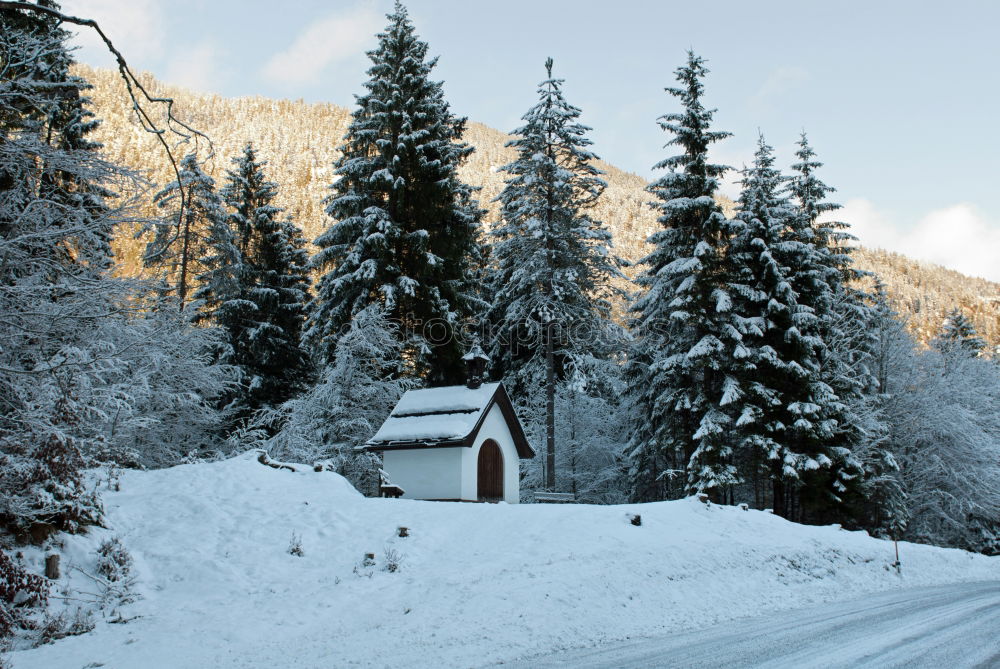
[935,307,986,357]
[653,51,732,198]
[307,0,484,383]
[489,57,623,376]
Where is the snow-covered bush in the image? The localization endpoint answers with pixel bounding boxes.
[287,532,304,557]
[96,537,133,584]
[33,608,91,646]
[0,551,48,641]
[91,296,236,469]
[382,548,403,573]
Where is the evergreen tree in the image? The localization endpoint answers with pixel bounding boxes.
[146,153,229,310]
[933,308,985,358]
[627,52,739,502]
[788,132,856,289]
[306,1,484,385]
[728,135,862,521]
[488,58,624,491]
[787,134,877,522]
[199,143,312,422]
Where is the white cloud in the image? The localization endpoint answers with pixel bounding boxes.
[164,42,221,93]
[261,5,381,87]
[832,199,1000,282]
[62,0,165,67]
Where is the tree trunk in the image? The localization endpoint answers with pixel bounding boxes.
[773,478,785,518]
[545,320,555,491]
[178,211,192,310]
[570,399,577,497]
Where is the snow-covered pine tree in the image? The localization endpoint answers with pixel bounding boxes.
[627,52,739,503]
[146,153,229,310]
[198,143,313,423]
[788,132,857,289]
[727,134,862,521]
[933,308,986,358]
[306,1,485,385]
[786,133,876,522]
[488,58,624,491]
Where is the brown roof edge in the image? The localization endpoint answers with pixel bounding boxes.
[479,383,536,459]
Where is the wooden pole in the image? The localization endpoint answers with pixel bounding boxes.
[545,320,555,491]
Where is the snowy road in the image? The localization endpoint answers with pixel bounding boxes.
[499,581,1000,669]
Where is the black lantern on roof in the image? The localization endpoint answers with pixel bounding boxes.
[462,341,490,389]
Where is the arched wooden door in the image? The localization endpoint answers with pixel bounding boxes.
[477,440,504,502]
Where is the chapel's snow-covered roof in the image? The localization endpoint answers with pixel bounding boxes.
[392,382,499,417]
[368,382,498,444]
[365,382,534,458]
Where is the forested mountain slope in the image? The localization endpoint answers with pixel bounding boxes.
[78,66,999,348]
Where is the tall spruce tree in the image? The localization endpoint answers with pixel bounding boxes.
[786,133,870,522]
[488,58,624,491]
[627,52,740,502]
[306,1,484,385]
[727,135,862,521]
[198,143,313,422]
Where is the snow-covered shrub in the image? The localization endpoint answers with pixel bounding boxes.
[382,548,403,573]
[0,551,48,641]
[0,433,104,543]
[96,537,133,584]
[66,608,95,637]
[90,299,237,469]
[287,532,304,557]
[35,610,73,645]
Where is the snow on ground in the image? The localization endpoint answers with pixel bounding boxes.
[10,453,1000,669]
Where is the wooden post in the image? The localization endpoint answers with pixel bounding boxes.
[545,320,555,491]
[44,554,60,580]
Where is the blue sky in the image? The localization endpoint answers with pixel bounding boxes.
[65,0,1000,281]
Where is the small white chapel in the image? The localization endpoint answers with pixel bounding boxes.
[362,347,534,503]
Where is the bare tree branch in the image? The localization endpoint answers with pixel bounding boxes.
[0,0,213,270]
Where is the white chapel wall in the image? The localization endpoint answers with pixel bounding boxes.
[383,447,463,500]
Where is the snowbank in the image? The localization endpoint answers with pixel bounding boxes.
[11,453,1000,668]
